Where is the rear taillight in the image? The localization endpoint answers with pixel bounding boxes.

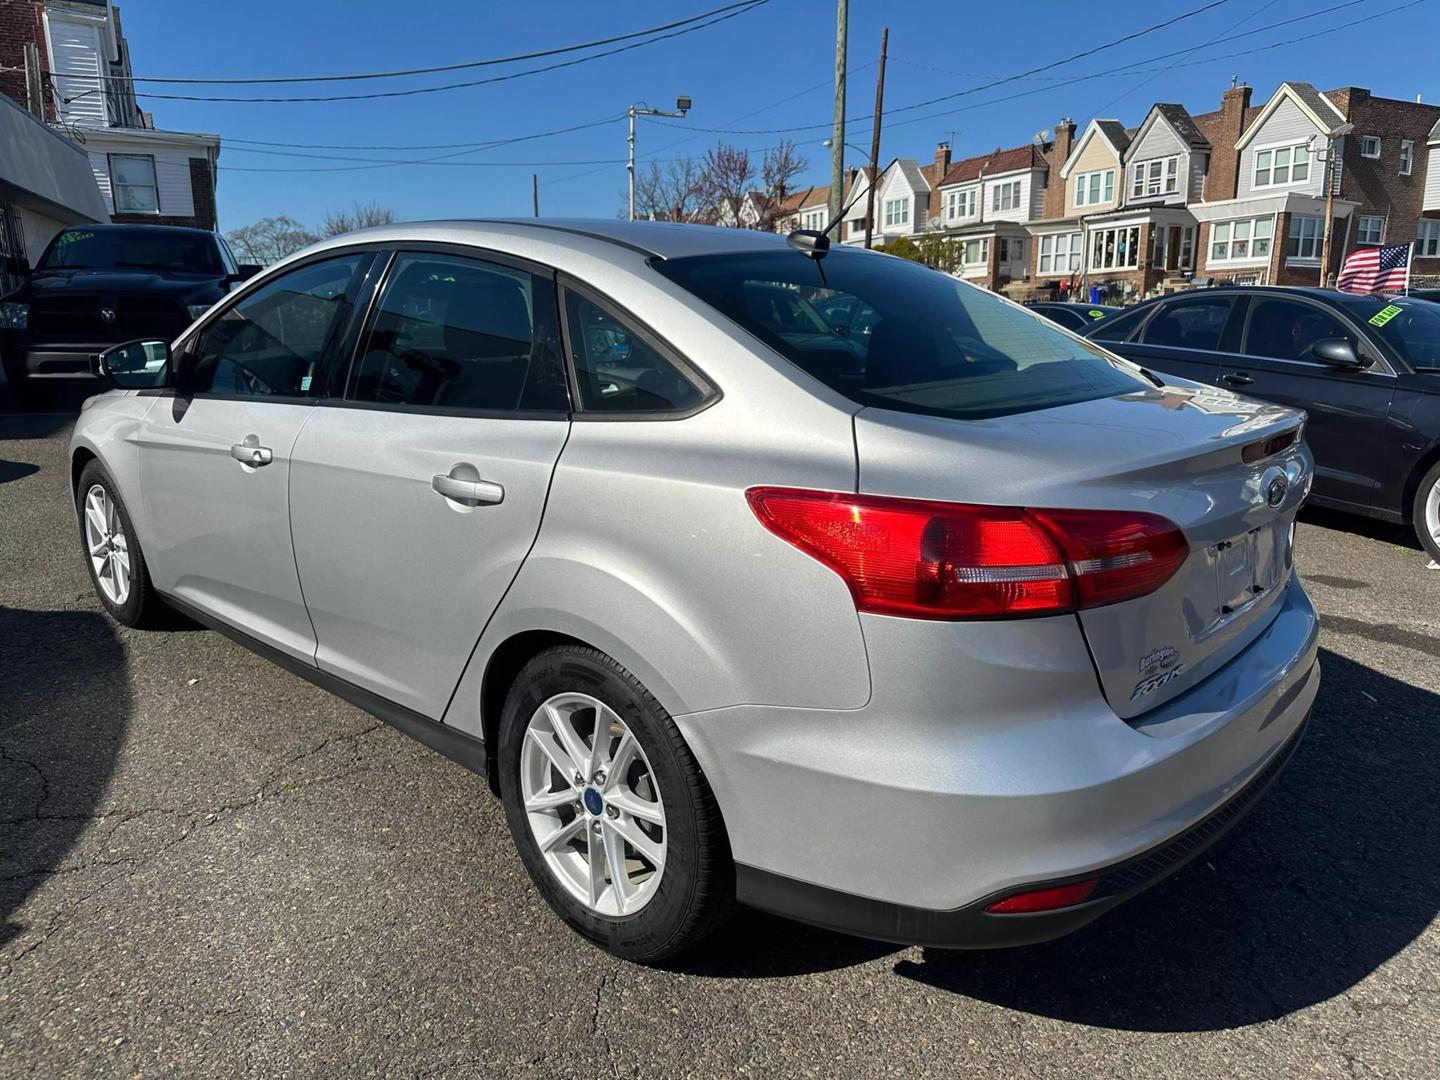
[986,879,1098,914]
[746,488,1188,620]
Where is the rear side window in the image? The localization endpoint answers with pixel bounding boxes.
[1140,296,1235,352]
[1087,306,1149,342]
[350,253,568,413]
[563,291,709,414]
[1243,298,1355,363]
[653,250,1147,421]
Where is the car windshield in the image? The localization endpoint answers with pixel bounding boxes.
[40,229,223,275]
[1340,295,1440,370]
[653,249,1148,420]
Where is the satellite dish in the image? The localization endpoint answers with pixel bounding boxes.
[1034,129,1050,144]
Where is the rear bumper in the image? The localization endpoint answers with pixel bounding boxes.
[676,574,1319,947]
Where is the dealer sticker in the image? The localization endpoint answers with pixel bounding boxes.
[1369,304,1402,327]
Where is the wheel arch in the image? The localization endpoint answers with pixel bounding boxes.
[478,628,591,793]
[70,445,98,496]
[1401,440,1440,524]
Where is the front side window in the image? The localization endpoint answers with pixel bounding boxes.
[1209,216,1273,262]
[1141,296,1235,352]
[653,250,1149,422]
[189,254,366,398]
[991,180,1021,212]
[1419,219,1440,258]
[1287,216,1323,261]
[110,154,158,213]
[564,291,709,414]
[884,198,910,226]
[1358,215,1385,244]
[348,253,566,413]
[1338,295,1440,369]
[1253,144,1311,188]
[1131,156,1179,197]
[1244,298,1354,363]
[1073,169,1115,207]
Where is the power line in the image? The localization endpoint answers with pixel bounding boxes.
[124,2,767,104]
[98,1,769,86]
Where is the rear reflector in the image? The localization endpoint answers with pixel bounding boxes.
[986,879,1098,914]
[747,488,1187,620]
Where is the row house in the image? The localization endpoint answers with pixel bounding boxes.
[832,144,951,247]
[772,184,829,234]
[933,142,1048,285]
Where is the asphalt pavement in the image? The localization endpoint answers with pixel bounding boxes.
[2,383,1439,1079]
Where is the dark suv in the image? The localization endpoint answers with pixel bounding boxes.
[1085,285,1440,560]
[0,224,258,402]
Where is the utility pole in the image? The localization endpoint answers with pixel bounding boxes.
[532,174,539,218]
[628,96,693,221]
[828,0,848,230]
[863,27,887,251]
[1319,141,1337,287]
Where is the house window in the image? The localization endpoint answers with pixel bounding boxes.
[801,209,825,231]
[1131,156,1179,197]
[1357,215,1385,244]
[1037,232,1082,274]
[1360,136,1381,159]
[110,154,159,213]
[1419,220,1440,257]
[1089,226,1140,271]
[1180,225,1195,268]
[884,198,910,227]
[961,238,989,266]
[1400,140,1414,176]
[1287,216,1323,261]
[945,188,976,221]
[1253,144,1311,188]
[1074,169,1114,207]
[1209,217,1273,262]
[991,180,1021,212]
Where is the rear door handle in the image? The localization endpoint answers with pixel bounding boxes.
[432,473,504,505]
[230,439,273,467]
[1221,372,1254,386]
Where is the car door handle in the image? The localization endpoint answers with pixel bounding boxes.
[230,441,273,467]
[1221,372,1254,386]
[432,473,504,505]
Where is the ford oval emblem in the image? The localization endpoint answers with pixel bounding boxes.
[1266,474,1288,508]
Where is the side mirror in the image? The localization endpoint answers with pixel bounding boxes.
[232,263,263,282]
[97,339,172,389]
[1307,338,1369,371]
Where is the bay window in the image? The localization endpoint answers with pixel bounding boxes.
[1209,216,1273,262]
[1089,225,1140,271]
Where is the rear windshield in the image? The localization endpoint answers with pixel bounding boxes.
[1338,295,1440,370]
[40,229,223,275]
[653,249,1147,419]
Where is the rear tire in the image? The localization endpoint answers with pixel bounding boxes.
[1414,461,1440,564]
[497,645,734,962]
[76,460,169,628]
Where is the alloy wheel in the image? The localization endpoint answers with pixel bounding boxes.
[1426,477,1440,550]
[83,484,131,606]
[520,692,666,917]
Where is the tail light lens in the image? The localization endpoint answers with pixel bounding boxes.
[986,879,1098,914]
[746,488,1187,620]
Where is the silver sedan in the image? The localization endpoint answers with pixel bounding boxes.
[70,220,1319,961]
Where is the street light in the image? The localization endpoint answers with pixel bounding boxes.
[629,96,692,221]
[822,137,875,247]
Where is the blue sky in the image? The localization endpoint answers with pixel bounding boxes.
[115,0,1440,233]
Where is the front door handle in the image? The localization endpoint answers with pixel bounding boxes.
[432,473,504,505]
[1221,372,1254,386]
[230,438,273,467]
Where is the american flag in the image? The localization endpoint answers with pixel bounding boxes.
[1336,241,1412,294]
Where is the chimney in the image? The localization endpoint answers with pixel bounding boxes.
[1206,82,1252,202]
[1043,118,1077,219]
[935,141,951,179]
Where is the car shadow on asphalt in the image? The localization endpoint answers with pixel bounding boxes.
[1299,504,1419,550]
[0,605,129,948]
[890,647,1440,1031]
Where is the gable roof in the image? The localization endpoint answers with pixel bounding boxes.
[776,184,829,214]
[891,157,931,193]
[1234,81,1347,151]
[938,143,1046,187]
[1429,117,1440,142]
[1060,118,1130,177]
[1153,103,1210,149]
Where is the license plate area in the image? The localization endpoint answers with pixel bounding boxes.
[1214,519,1288,619]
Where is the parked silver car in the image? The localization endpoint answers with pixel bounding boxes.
[70,220,1319,961]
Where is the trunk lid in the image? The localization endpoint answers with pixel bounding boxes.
[854,385,1311,719]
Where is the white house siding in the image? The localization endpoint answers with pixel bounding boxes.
[1237,97,1326,199]
[1425,142,1440,211]
[1190,151,1209,201]
[45,13,108,128]
[876,167,924,238]
[1029,171,1045,219]
[981,171,1034,224]
[87,145,197,218]
[1127,120,1191,206]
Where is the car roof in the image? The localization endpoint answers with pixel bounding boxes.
[56,222,219,239]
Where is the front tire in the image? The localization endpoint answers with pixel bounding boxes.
[1414,461,1440,564]
[497,645,734,962]
[76,460,168,628]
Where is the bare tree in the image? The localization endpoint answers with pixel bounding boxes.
[321,201,396,238]
[693,143,755,227]
[759,139,808,225]
[225,215,318,266]
[625,157,704,221]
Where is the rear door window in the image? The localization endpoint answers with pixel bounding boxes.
[1088,305,1151,343]
[1140,296,1236,352]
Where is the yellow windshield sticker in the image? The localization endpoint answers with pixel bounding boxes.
[56,231,93,247]
[1369,304,1403,327]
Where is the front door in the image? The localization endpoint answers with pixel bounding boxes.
[1225,294,1396,510]
[135,253,373,661]
[288,250,572,718]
